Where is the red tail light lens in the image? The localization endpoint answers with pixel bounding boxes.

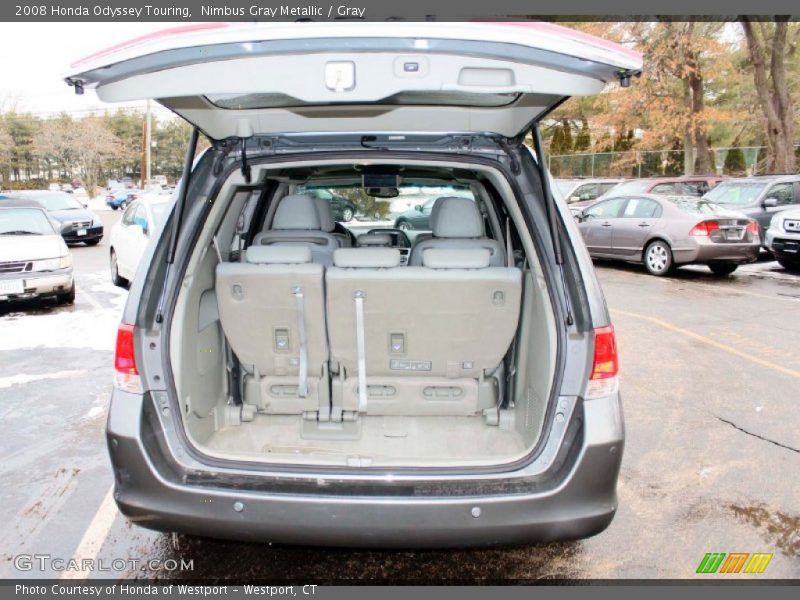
[114,323,138,374]
[690,221,720,236]
[591,326,619,380]
[746,221,759,235]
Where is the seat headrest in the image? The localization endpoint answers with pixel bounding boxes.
[245,245,312,264]
[272,194,321,230]
[422,248,491,269]
[333,248,401,268]
[430,197,483,239]
[356,233,392,247]
[314,197,336,233]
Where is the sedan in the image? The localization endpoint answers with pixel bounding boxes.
[109,196,171,286]
[575,194,760,276]
[0,190,103,245]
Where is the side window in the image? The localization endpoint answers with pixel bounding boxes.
[600,183,618,195]
[121,203,137,225]
[421,198,436,214]
[585,198,626,219]
[572,183,599,201]
[133,205,149,234]
[650,183,676,194]
[681,182,707,196]
[623,198,662,219]
[233,191,261,251]
[766,183,794,206]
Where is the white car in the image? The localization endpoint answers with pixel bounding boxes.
[108,195,171,286]
[0,199,74,304]
[765,207,800,272]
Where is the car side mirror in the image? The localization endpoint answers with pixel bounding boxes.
[762,197,778,208]
[414,204,422,212]
[81,202,88,208]
[569,195,580,203]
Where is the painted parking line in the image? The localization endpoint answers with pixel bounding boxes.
[75,284,104,312]
[61,487,118,580]
[611,308,800,380]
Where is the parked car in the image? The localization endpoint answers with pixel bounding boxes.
[0,199,74,304]
[302,187,356,222]
[68,21,642,547]
[575,194,759,276]
[765,207,800,272]
[0,190,103,246]
[601,176,725,199]
[702,175,800,242]
[556,178,625,205]
[393,196,437,230]
[108,195,171,287]
[106,189,139,210]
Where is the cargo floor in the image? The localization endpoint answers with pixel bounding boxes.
[204,414,527,467]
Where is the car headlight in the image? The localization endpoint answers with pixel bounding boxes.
[32,255,72,271]
[769,213,784,229]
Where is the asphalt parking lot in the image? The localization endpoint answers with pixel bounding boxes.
[1,209,798,581]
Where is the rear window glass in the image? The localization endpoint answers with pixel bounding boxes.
[666,197,727,215]
[206,91,521,110]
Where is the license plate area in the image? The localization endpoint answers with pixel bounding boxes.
[0,279,25,295]
[76,228,87,236]
[724,228,745,241]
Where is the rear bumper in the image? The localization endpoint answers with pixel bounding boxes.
[0,268,73,301]
[673,237,759,265]
[106,390,624,547]
[765,229,800,262]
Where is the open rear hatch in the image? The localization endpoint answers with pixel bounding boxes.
[65,22,641,140]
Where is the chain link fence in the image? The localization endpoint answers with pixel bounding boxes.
[548,146,800,178]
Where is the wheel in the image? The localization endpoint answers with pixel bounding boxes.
[120,200,128,210]
[396,220,411,231]
[84,239,101,246]
[708,263,738,276]
[340,207,354,222]
[643,240,674,276]
[56,285,75,305]
[110,205,119,211]
[777,258,800,273]
[110,249,128,287]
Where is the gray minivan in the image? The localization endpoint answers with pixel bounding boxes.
[67,22,641,547]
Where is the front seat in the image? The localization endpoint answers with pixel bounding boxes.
[252,194,340,266]
[408,196,506,266]
[314,197,351,248]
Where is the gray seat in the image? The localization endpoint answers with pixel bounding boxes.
[356,232,393,247]
[314,197,351,248]
[215,245,330,417]
[326,247,521,417]
[252,194,339,266]
[408,196,506,266]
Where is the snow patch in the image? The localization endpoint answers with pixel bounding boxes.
[0,369,89,389]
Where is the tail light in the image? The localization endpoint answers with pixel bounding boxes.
[114,323,142,393]
[586,326,619,400]
[746,221,759,236]
[690,220,720,236]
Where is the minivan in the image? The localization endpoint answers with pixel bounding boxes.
[67,22,641,547]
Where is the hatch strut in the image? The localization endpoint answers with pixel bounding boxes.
[531,125,574,327]
[156,126,199,323]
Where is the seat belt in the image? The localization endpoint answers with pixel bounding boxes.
[505,217,514,268]
[292,286,309,398]
[353,290,368,413]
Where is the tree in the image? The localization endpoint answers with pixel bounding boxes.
[740,18,797,173]
[723,139,747,174]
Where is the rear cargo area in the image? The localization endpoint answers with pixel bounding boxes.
[169,158,558,468]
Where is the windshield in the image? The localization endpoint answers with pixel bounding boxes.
[666,197,727,215]
[703,182,767,206]
[610,180,653,195]
[0,208,55,235]
[555,180,580,194]
[31,193,85,211]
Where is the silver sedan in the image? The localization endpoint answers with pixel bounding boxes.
[575,194,760,276]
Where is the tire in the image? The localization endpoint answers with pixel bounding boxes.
[643,240,674,276]
[84,239,101,246]
[777,258,800,273]
[110,249,128,287]
[396,220,411,231]
[708,263,738,276]
[56,285,75,305]
[341,207,354,222]
[111,206,119,211]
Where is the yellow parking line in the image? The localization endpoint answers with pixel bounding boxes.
[611,308,800,380]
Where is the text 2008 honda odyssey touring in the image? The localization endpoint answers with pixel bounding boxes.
[66,22,640,547]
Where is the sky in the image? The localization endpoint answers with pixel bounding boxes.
[0,22,178,118]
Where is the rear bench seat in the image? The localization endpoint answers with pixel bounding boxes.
[326,247,522,417]
[215,245,330,418]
